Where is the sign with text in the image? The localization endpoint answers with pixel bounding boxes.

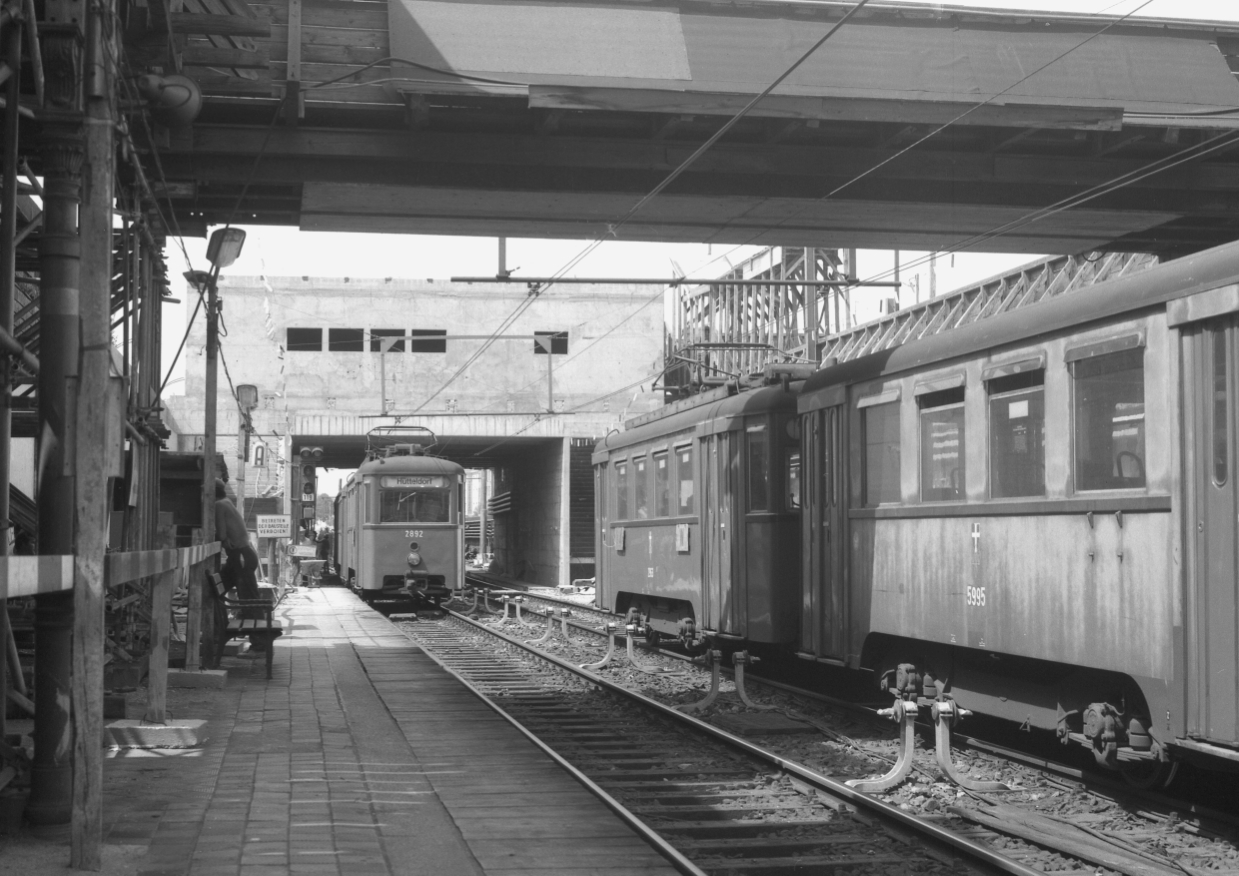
[256,515,292,539]
[289,545,319,559]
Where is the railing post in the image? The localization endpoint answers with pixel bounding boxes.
[142,564,176,725]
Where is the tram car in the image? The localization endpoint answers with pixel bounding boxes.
[592,366,812,649]
[796,239,1239,785]
[335,432,465,607]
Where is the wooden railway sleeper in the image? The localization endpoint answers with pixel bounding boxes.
[931,698,1010,792]
[580,622,619,670]
[677,650,723,713]
[624,624,683,675]
[731,651,774,711]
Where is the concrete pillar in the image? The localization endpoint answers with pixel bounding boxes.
[29,121,83,826]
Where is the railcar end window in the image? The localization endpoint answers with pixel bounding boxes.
[919,388,965,502]
[654,451,671,517]
[379,488,450,523]
[676,446,694,514]
[786,450,801,510]
[634,457,649,519]
[615,462,629,520]
[1072,348,1146,491]
[747,424,770,511]
[863,402,901,506]
[988,372,1045,498]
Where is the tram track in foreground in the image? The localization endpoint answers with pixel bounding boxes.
[393,609,1137,876]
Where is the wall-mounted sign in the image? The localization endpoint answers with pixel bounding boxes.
[256,515,291,538]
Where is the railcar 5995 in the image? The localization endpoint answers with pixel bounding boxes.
[593,366,812,650]
[797,239,1239,786]
[335,431,465,607]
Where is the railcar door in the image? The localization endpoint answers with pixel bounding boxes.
[701,432,739,634]
[1186,317,1239,745]
[802,405,847,657]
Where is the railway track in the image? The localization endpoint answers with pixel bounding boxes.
[398,609,1182,876]
[443,584,1239,875]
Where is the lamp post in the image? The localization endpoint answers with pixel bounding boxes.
[235,383,258,527]
[185,227,245,671]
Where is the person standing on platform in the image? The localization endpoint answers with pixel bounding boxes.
[215,478,264,651]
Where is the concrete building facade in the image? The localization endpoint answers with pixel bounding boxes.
[165,276,666,586]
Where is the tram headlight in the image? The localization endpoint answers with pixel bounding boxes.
[407,551,422,567]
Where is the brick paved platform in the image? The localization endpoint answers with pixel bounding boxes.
[98,587,678,876]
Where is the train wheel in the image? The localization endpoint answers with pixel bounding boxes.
[1119,745,1179,790]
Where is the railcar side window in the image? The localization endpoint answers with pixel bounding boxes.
[786,450,801,510]
[379,489,449,523]
[615,462,629,520]
[988,372,1045,498]
[748,424,770,511]
[862,402,901,505]
[654,451,671,517]
[634,457,649,519]
[1073,348,1146,490]
[919,388,965,502]
[1215,329,1229,486]
[676,446,694,514]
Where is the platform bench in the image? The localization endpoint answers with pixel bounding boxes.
[209,572,283,679]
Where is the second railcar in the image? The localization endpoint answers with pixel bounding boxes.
[593,368,809,649]
[796,238,1239,785]
[336,443,465,606]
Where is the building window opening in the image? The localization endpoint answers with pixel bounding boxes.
[676,445,694,514]
[410,329,447,353]
[747,423,770,511]
[989,371,1045,498]
[634,456,649,519]
[287,327,322,351]
[862,401,901,506]
[328,328,364,352]
[1073,348,1146,491]
[919,387,965,502]
[534,331,568,354]
[371,329,405,353]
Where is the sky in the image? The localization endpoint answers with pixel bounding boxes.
[158,0,1239,392]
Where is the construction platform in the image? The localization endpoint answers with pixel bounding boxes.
[21,588,680,876]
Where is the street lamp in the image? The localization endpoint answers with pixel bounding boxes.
[188,227,246,672]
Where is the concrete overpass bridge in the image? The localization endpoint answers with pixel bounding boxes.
[153,0,1239,257]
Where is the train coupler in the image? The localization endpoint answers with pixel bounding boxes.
[624,624,682,676]
[846,699,919,794]
[677,649,723,714]
[731,651,773,711]
[580,622,619,671]
[930,698,1010,791]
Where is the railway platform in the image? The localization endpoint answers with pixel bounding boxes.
[32,587,680,876]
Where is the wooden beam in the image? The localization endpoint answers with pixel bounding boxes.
[284,0,303,123]
[169,12,270,37]
[182,44,268,68]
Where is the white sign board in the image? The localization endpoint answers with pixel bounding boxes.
[256,515,292,539]
[289,545,319,559]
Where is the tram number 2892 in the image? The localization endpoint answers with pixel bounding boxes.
[965,586,987,607]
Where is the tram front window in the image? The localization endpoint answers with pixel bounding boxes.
[380,489,450,523]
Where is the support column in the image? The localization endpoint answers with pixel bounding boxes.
[190,275,219,670]
[559,435,570,591]
[29,122,83,827]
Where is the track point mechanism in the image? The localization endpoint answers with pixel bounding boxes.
[624,624,682,675]
[846,699,920,793]
[580,622,619,670]
[732,651,773,710]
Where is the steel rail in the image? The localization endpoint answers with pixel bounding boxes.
[448,609,1045,876]
[410,619,710,876]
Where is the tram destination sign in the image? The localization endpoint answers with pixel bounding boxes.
[381,475,446,489]
[256,515,292,538]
